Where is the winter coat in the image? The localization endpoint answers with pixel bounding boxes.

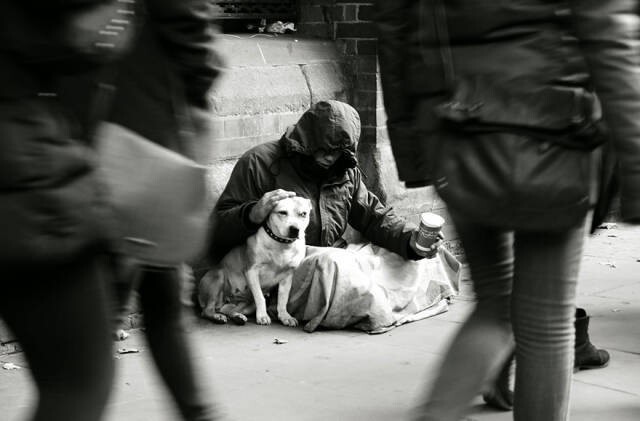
[209,100,416,263]
[376,0,640,222]
[0,0,220,263]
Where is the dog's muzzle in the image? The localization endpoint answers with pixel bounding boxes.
[288,226,300,238]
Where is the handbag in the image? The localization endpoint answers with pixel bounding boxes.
[426,0,600,231]
[95,121,209,266]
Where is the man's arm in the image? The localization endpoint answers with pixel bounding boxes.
[347,170,417,259]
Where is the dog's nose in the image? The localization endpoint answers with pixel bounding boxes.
[288,226,300,238]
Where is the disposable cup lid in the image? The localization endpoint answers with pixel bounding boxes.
[420,212,445,229]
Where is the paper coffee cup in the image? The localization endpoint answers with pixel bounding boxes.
[415,212,445,252]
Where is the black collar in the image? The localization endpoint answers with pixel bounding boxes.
[263,223,296,244]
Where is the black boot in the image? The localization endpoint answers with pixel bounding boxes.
[484,308,611,411]
[574,308,610,371]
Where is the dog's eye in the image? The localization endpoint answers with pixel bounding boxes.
[299,211,308,218]
[278,211,287,216]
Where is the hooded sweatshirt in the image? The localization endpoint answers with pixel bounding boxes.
[209,100,416,263]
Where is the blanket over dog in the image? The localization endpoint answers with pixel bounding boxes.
[284,244,461,334]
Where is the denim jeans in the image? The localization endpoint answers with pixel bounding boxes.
[414,213,587,421]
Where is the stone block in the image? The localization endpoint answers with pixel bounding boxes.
[209,66,310,116]
[278,112,304,132]
[298,22,334,39]
[356,39,377,55]
[261,113,280,137]
[300,5,326,23]
[356,73,377,91]
[302,62,350,104]
[358,107,377,127]
[344,5,357,21]
[354,90,377,109]
[355,54,377,73]
[223,117,242,139]
[206,159,238,205]
[336,22,376,38]
[215,36,341,67]
[358,5,375,21]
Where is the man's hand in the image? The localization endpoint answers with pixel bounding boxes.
[409,230,444,259]
[248,189,297,225]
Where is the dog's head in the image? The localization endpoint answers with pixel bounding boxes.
[267,196,312,240]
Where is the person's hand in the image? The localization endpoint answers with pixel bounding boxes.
[248,189,297,224]
[409,230,445,259]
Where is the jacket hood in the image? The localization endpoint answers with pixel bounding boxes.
[279,101,360,178]
[280,100,361,155]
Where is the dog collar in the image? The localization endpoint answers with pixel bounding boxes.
[263,223,296,244]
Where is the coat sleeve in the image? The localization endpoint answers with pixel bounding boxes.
[208,151,273,263]
[146,0,224,108]
[347,170,417,259]
[570,0,640,222]
[375,0,433,187]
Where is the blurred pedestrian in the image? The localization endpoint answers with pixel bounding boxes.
[0,1,138,419]
[376,1,640,420]
[101,0,223,420]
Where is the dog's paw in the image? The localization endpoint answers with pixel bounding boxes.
[211,313,229,324]
[255,313,272,325]
[230,313,247,325]
[280,316,298,327]
[202,309,228,324]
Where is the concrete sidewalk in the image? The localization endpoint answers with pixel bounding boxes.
[1,226,639,421]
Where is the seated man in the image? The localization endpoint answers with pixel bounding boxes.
[207,100,459,333]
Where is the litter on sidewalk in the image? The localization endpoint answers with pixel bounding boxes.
[117,348,140,354]
[2,362,21,370]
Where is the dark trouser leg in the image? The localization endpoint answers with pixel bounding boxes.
[138,268,217,421]
[0,256,115,421]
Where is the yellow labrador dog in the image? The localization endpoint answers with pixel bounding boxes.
[199,196,311,326]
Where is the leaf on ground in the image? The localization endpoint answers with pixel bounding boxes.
[117,348,140,354]
[598,223,618,230]
[2,363,21,370]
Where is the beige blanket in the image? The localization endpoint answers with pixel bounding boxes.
[286,244,461,334]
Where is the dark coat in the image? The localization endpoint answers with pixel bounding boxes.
[376,0,640,222]
[209,101,416,263]
[0,0,221,263]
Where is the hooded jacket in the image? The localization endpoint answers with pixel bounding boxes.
[209,100,416,263]
[376,0,640,222]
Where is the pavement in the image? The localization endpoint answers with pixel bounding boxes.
[1,225,639,421]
